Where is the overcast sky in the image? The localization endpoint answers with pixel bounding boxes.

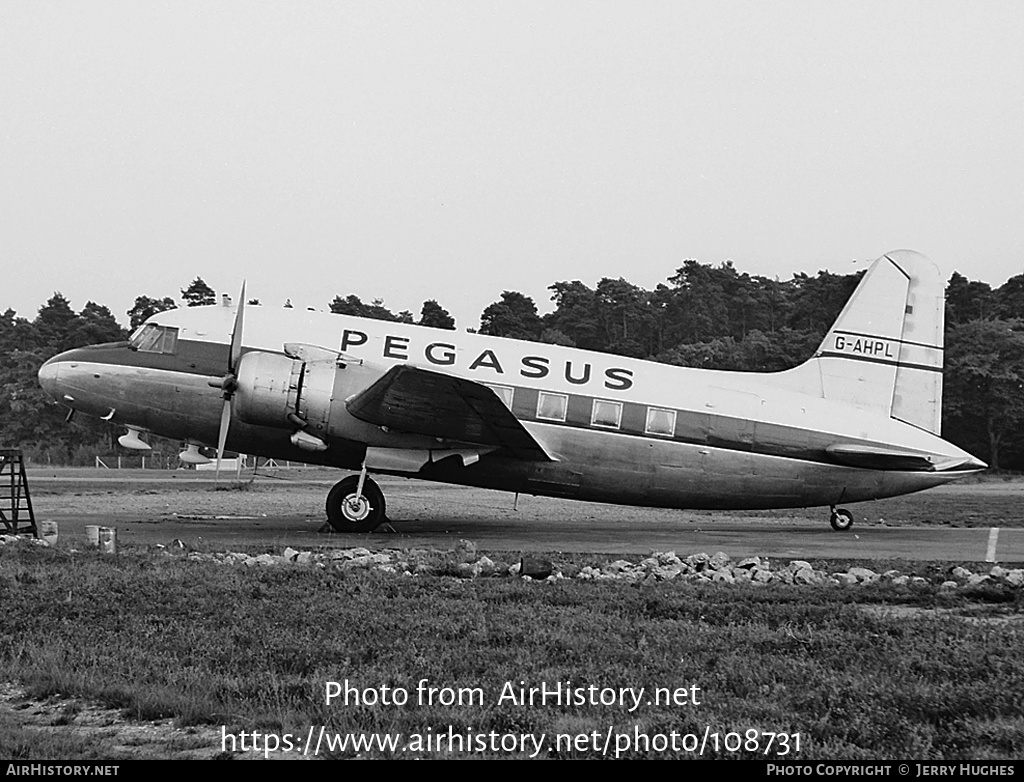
[3,1,1023,331]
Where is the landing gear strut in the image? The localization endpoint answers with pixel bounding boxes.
[829,506,854,532]
[326,473,386,533]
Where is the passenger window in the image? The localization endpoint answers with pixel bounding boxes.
[486,384,514,410]
[645,407,677,437]
[536,392,568,422]
[591,399,622,429]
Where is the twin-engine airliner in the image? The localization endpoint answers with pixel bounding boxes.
[38,250,985,533]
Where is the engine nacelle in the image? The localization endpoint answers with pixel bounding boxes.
[233,351,302,429]
[232,349,394,446]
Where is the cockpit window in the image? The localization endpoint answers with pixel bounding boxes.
[130,324,179,354]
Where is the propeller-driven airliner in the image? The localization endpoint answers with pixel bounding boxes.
[38,250,985,533]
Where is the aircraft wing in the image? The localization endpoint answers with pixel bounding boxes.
[345,365,554,461]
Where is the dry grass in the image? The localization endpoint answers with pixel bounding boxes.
[1,542,1023,759]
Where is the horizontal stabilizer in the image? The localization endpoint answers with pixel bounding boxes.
[346,365,554,461]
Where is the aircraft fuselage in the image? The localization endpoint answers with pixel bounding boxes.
[38,302,982,512]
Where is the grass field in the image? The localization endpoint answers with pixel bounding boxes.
[1,538,1023,760]
[3,470,1023,759]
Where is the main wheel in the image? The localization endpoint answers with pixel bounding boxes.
[326,475,386,533]
[830,508,854,532]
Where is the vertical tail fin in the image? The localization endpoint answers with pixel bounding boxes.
[776,250,945,433]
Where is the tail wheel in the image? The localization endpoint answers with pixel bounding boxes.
[830,508,854,532]
[326,475,386,533]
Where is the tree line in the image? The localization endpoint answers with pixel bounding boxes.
[3,265,1022,469]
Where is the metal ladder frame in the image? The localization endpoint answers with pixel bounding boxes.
[0,449,37,537]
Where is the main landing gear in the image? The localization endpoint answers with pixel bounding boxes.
[829,506,854,532]
[326,471,386,533]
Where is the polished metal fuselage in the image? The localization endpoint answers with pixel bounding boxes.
[38,304,982,510]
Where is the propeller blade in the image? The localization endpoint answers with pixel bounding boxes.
[215,396,232,482]
[215,283,244,482]
[228,282,246,375]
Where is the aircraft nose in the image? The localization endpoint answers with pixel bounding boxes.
[38,357,62,399]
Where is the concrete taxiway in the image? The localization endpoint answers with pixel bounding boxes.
[26,471,1024,563]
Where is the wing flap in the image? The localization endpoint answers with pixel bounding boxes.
[346,365,553,461]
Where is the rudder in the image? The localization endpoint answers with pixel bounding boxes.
[885,250,945,433]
